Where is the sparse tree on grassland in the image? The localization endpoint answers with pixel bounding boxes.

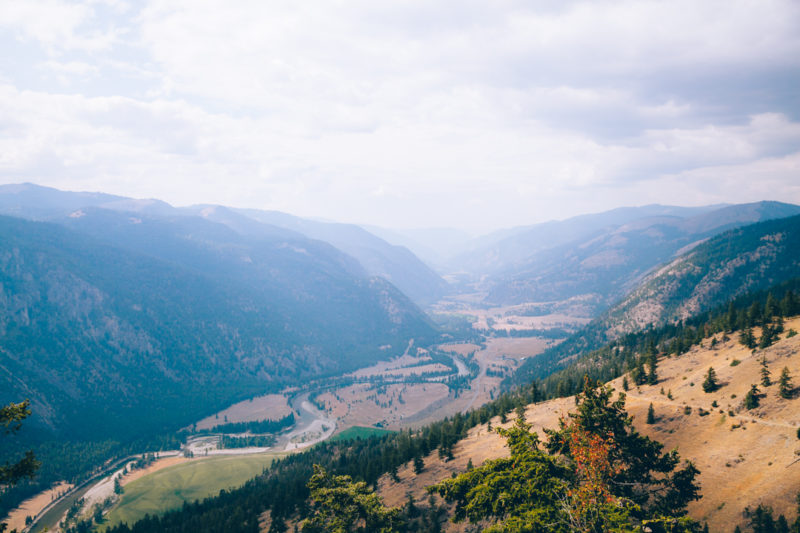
[702,367,719,393]
[647,403,656,425]
[779,367,793,399]
[760,356,772,387]
[745,384,760,410]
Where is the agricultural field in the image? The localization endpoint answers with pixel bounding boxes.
[194,394,292,430]
[329,426,395,442]
[316,382,451,430]
[101,453,283,530]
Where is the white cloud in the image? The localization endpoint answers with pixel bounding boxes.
[0,0,799,231]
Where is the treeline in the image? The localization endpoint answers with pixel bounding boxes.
[740,500,800,533]
[514,277,800,398]
[0,433,183,520]
[206,413,295,435]
[220,435,276,449]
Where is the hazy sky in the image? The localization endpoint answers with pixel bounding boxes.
[1,1,799,233]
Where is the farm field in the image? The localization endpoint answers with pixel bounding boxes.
[102,453,283,530]
[194,394,292,430]
[329,426,395,442]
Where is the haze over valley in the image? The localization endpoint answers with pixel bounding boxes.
[2,2,800,532]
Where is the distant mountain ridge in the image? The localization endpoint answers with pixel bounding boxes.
[230,208,450,306]
[510,214,800,385]
[0,183,450,307]
[477,201,800,312]
[603,213,800,335]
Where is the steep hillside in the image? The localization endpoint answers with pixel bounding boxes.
[233,208,450,306]
[509,216,800,386]
[0,215,435,441]
[377,318,800,532]
[483,202,800,310]
[451,204,724,276]
[604,214,800,335]
[0,183,449,307]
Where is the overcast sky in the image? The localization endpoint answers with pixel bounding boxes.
[1,1,799,233]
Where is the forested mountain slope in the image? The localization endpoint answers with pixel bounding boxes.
[226,207,450,306]
[0,183,448,307]
[511,215,800,385]
[0,215,435,442]
[604,213,800,335]
[478,202,800,311]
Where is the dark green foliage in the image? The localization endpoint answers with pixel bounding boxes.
[745,385,761,410]
[300,465,400,533]
[413,455,424,474]
[741,328,757,350]
[741,502,800,533]
[429,417,572,532]
[779,367,794,399]
[761,357,772,387]
[1,400,40,532]
[208,414,295,435]
[760,325,777,349]
[647,403,656,424]
[545,380,700,518]
[431,380,699,532]
[220,435,276,449]
[702,367,719,393]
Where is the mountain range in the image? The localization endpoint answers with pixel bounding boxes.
[446,201,800,313]
[0,204,436,441]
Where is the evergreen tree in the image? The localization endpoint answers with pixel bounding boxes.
[647,355,658,385]
[779,367,793,399]
[764,292,776,320]
[301,465,400,533]
[702,367,719,393]
[545,379,701,519]
[759,324,775,349]
[1,400,41,532]
[740,327,756,350]
[760,356,772,387]
[646,403,656,425]
[633,357,647,386]
[413,455,425,475]
[726,301,738,332]
[745,384,761,410]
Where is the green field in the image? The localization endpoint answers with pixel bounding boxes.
[329,426,395,442]
[102,453,282,529]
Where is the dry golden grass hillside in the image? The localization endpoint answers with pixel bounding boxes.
[377,316,800,532]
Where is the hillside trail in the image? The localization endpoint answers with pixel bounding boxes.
[624,391,798,430]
